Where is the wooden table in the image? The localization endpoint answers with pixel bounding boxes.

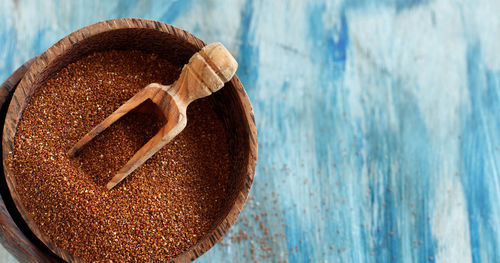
[0,0,499,262]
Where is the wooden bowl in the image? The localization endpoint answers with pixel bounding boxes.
[2,19,257,262]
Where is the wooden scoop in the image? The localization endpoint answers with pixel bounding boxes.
[68,42,238,190]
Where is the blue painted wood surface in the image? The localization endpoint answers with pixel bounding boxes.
[1,0,500,262]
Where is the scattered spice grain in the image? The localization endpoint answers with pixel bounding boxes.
[8,50,232,262]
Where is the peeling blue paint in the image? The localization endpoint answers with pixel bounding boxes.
[1,0,500,262]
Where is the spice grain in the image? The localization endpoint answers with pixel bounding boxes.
[8,50,232,262]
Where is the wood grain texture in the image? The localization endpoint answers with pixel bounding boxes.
[0,0,499,262]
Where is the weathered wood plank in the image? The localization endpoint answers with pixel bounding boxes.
[1,0,499,262]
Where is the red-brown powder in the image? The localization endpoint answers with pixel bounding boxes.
[8,50,232,262]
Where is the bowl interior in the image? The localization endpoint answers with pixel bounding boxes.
[3,20,253,262]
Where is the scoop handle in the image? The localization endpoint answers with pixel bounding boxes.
[168,42,238,108]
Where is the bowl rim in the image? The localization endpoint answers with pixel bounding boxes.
[2,18,257,262]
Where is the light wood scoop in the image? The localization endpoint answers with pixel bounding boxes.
[68,42,238,190]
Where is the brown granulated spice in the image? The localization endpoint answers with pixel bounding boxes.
[8,50,232,262]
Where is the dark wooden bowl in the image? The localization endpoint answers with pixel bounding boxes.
[2,19,257,262]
